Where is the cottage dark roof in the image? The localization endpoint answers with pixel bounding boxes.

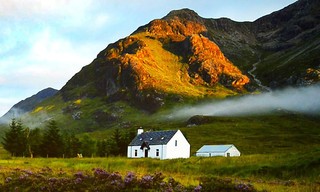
[129,130,178,146]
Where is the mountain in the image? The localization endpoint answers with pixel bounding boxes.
[177,0,320,89]
[251,0,320,88]
[0,88,58,124]
[11,0,320,131]
[60,10,251,112]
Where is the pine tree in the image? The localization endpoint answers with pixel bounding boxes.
[97,140,108,157]
[63,132,82,158]
[1,119,27,157]
[80,134,96,157]
[40,120,64,157]
[110,128,121,156]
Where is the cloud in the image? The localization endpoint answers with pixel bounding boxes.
[0,0,91,18]
[170,84,320,119]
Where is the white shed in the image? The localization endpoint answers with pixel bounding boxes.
[196,145,240,157]
[127,129,190,160]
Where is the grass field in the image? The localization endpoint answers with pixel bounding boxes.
[0,149,319,191]
[1,101,319,191]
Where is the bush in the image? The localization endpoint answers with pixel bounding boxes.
[0,168,204,192]
[1,168,260,191]
[199,176,257,192]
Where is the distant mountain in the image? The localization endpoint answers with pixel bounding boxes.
[0,88,58,124]
[251,0,320,88]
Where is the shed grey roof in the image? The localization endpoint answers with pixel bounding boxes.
[196,145,235,153]
[129,130,178,146]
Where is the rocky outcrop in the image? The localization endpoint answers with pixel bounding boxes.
[61,11,250,108]
[187,34,249,89]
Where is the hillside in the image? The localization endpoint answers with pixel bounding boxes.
[60,11,251,112]
[2,0,319,134]
[59,0,320,107]
[0,88,58,124]
[252,0,320,88]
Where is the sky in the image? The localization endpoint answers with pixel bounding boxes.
[0,0,297,117]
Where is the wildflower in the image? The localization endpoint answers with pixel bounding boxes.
[22,170,33,175]
[140,175,153,188]
[74,171,85,178]
[5,177,12,183]
[194,185,202,192]
[109,172,122,181]
[75,177,82,184]
[124,172,136,185]
[48,177,58,183]
[93,168,109,178]
[235,183,255,191]
[19,174,28,180]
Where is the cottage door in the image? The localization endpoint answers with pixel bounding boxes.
[144,149,148,157]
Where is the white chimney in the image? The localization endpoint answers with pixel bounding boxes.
[137,128,144,135]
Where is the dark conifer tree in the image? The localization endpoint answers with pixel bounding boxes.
[1,118,27,157]
[63,132,82,158]
[80,134,96,157]
[40,120,64,157]
[96,140,108,157]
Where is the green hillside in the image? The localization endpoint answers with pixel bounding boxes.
[16,93,320,156]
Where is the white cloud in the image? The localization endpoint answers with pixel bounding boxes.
[0,0,91,18]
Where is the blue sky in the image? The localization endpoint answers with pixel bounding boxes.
[0,0,296,116]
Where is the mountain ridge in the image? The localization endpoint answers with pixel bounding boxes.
[60,12,251,112]
[2,0,319,130]
[0,87,58,124]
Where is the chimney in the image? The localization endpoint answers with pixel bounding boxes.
[137,128,144,135]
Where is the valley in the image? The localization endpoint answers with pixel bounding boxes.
[0,0,319,191]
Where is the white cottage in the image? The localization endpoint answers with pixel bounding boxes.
[127,129,190,160]
[196,145,240,157]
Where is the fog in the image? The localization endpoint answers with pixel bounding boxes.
[170,84,320,119]
[0,107,25,125]
[0,107,51,128]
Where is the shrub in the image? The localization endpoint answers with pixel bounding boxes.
[199,176,257,192]
[0,168,259,191]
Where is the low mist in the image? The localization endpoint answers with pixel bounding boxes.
[0,107,26,125]
[170,84,320,119]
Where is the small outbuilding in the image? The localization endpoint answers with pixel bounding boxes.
[196,144,240,157]
[127,129,190,160]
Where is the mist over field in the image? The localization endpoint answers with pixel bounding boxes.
[171,84,320,119]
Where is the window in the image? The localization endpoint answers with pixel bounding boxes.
[156,149,159,157]
[134,150,138,157]
[175,140,177,147]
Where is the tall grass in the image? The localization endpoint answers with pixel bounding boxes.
[0,149,319,191]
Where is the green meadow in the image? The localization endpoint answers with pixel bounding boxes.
[0,151,319,191]
[0,113,319,191]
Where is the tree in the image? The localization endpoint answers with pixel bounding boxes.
[109,128,136,156]
[80,134,96,157]
[25,127,42,158]
[110,128,121,156]
[40,120,64,157]
[96,140,108,157]
[63,132,82,158]
[1,119,27,157]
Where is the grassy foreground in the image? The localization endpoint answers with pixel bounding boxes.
[0,149,319,191]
